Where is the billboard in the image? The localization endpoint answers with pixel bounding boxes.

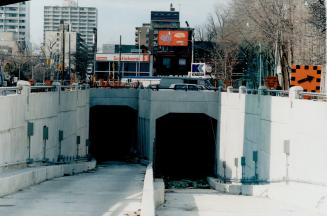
[290,65,322,93]
[158,31,189,47]
[96,54,150,62]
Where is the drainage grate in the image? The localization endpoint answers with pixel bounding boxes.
[165,178,210,189]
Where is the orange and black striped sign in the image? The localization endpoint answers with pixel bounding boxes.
[290,65,322,93]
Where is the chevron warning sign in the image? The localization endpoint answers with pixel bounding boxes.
[290,65,322,93]
[191,63,206,77]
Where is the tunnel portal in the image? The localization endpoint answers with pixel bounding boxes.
[154,113,217,179]
[89,106,138,162]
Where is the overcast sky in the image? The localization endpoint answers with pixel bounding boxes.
[30,0,226,47]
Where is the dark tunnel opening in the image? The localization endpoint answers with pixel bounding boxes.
[154,113,217,180]
[89,106,138,163]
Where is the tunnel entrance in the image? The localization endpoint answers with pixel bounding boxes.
[154,113,217,180]
[89,106,138,162]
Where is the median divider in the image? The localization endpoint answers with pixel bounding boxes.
[141,163,155,216]
[0,160,96,197]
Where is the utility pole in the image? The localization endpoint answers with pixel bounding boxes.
[138,30,141,77]
[61,20,65,84]
[68,24,71,82]
[191,31,194,72]
[259,42,262,87]
[118,35,122,81]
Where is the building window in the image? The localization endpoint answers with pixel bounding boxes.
[163,57,171,69]
[179,58,186,66]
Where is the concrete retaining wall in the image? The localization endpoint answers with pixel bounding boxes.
[0,87,90,168]
[218,92,327,185]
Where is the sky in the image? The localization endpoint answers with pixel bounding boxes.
[30,0,226,47]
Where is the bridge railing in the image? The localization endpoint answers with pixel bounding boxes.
[224,86,327,102]
[299,91,327,101]
[0,84,90,95]
[30,86,56,93]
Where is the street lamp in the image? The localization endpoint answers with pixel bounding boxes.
[138,29,141,77]
[185,21,194,73]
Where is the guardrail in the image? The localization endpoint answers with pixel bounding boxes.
[224,87,327,102]
[30,86,56,93]
[0,87,20,96]
[0,84,91,94]
[299,92,327,101]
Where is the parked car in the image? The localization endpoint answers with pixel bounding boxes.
[169,83,205,91]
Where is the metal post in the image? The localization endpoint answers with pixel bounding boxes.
[259,42,262,87]
[138,30,141,77]
[61,21,65,84]
[118,35,122,81]
[68,31,71,81]
[19,65,21,81]
[43,139,47,162]
[191,31,194,72]
[28,136,31,163]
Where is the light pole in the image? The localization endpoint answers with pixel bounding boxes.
[259,42,262,87]
[191,31,195,73]
[138,29,141,77]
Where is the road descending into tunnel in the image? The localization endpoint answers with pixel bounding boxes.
[0,162,145,216]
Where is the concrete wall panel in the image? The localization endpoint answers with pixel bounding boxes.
[0,88,89,168]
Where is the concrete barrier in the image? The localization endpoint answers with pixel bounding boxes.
[63,160,96,175]
[141,163,155,216]
[208,176,326,214]
[154,179,165,208]
[0,161,96,198]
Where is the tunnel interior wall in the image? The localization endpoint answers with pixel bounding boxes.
[154,113,217,179]
[89,106,138,162]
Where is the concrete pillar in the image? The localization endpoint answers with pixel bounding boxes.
[17,80,31,95]
[227,86,233,93]
[52,82,61,91]
[149,118,156,162]
[289,86,303,100]
[239,86,247,94]
[72,83,79,91]
[258,86,268,95]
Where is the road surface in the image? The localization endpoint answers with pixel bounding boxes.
[0,162,145,216]
[157,189,324,216]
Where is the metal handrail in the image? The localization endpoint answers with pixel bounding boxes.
[0,87,20,96]
[30,86,56,93]
[265,90,289,97]
[299,91,327,101]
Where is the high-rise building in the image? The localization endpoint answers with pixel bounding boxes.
[135,23,150,48]
[43,2,97,65]
[150,4,180,29]
[135,4,193,76]
[0,2,30,49]
[44,28,88,78]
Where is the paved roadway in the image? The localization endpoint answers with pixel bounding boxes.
[157,189,325,216]
[0,162,145,216]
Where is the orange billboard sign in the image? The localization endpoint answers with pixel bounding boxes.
[290,65,322,93]
[158,31,189,47]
